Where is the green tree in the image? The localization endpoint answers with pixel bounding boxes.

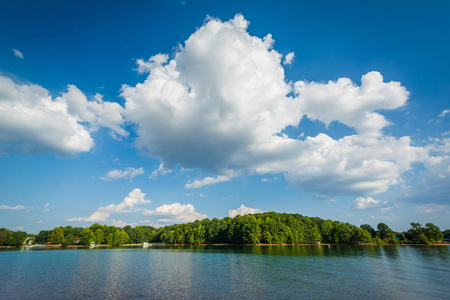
[351,228,372,243]
[424,223,443,242]
[48,227,65,245]
[107,228,129,246]
[11,231,28,247]
[307,227,322,243]
[333,223,352,243]
[319,220,334,243]
[94,228,104,244]
[360,224,376,238]
[242,215,261,244]
[0,228,11,246]
[35,230,51,244]
[377,223,391,240]
[79,228,95,246]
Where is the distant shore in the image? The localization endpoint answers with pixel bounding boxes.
[2,243,448,249]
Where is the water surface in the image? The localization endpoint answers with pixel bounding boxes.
[1,245,449,299]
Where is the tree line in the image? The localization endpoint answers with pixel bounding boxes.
[1,212,448,247]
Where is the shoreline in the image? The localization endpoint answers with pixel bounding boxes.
[2,243,448,249]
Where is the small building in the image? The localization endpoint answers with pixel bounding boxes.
[142,242,149,248]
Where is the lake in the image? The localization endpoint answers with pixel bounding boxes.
[1,245,449,299]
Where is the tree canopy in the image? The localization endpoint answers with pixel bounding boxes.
[1,213,448,247]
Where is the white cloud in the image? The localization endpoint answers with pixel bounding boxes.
[41,202,50,212]
[100,167,144,181]
[37,220,43,224]
[353,196,390,210]
[12,226,24,230]
[185,175,231,189]
[314,194,337,202]
[401,139,450,203]
[66,211,111,223]
[279,135,426,196]
[139,220,161,228]
[12,49,23,59]
[67,189,150,223]
[99,188,150,213]
[283,52,295,65]
[294,71,409,145]
[150,163,172,179]
[66,189,206,226]
[183,193,194,197]
[439,109,450,117]
[0,205,26,210]
[59,87,127,138]
[142,203,207,223]
[121,14,431,198]
[135,54,169,74]
[370,214,397,221]
[111,219,136,228]
[228,204,263,218]
[122,14,300,175]
[415,204,448,214]
[0,75,125,156]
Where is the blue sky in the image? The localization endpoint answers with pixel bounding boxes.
[1,0,449,233]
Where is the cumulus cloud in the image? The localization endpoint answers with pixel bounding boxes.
[283,52,295,65]
[0,205,26,210]
[228,204,263,218]
[111,219,136,228]
[401,138,450,203]
[150,163,172,179]
[185,175,231,189]
[142,203,207,223]
[100,167,144,181]
[67,188,150,223]
[99,188,150,213]
[66,211,111,223]
[120,14,432,197]
[294,71,409,145]
[353,196,390,210]
[66,188,205,226]
[140,220,161,228]
[439,110,450,117]
[122,14,299,174]
[59,87,127,138]
[12,226,24,230]
[12,49,23,59]
[0,75,126,156]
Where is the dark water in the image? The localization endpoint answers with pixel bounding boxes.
[1,245,449,299]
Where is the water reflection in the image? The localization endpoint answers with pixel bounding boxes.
[1,245,449,299]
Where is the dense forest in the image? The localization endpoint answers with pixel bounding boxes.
[1,212,449,247]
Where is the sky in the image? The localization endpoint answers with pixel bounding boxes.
[0,0,449,233]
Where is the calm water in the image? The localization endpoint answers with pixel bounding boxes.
[1,245,449,299]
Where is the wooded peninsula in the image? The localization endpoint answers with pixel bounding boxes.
[1,212,449,247]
